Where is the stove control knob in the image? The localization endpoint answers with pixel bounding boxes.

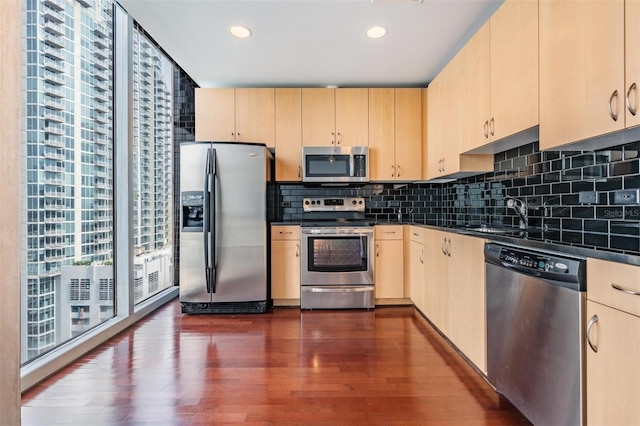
[304,200,310,205]
[352,200,357,205]
[359,200,363,205]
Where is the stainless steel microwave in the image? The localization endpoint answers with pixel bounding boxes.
[301,146,369,184]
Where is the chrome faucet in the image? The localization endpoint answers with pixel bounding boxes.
[507,197,528,229]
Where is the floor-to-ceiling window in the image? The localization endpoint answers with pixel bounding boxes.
[131,26,174,305]
[21,0,115,363]
[20,0,177,367]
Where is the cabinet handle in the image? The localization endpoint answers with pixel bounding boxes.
[336,132,341,145]
[483,120,489,138]
[586,314,599,353]
[611,283,640,296]
[279,231,293,235]
[446,238,451,257]
[489,117,495,136]
[441,237,447,255]
[391,165,396,177]
[608,90,619,121]
[419,248,424,264]
[627,82,637,116]
[297,165,301,178]
[295,243,299,258]
[331,131,335,145]
[376,243,380,258]
[397,165,401,178]
[442,158,445,172]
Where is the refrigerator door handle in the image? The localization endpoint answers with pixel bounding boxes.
[204,147,217,293]
[210,148,217,293]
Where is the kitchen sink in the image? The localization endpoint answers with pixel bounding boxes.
[459,225,539,237]
[464,226,524,235]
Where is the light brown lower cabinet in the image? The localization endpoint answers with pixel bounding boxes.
[586,258,640,425]
[271,226,300,306]
[422,229,486,373]
[374,225,406,301]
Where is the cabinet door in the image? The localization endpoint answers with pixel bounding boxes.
[424,230,449,334]
[421,89,428,180]
[447,234,486,372]
[394,88,422,180]
[459,22,490,152]
[586,301,640,426]
[301,88,335,146]
[441,52,464,174]
[426,72,446,179]
[235,88,275,147]
[195,88,235,141]
[490,0,539,142]
[539,0,625,149]
[375,239,404,299]
[271,240,300,301]
[335,88,368,146]
[275,88,302,181]
[409,240,425,313]
[627,0,640,128]
[368,88,395,181]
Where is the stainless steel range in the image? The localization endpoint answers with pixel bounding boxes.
[300,197,374,310]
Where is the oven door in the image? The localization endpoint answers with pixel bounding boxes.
[300,227,374,286]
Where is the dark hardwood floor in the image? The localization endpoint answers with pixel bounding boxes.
[22,300,530,425]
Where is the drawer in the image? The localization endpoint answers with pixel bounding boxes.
[587,258,640,317]
[407,226,426,244]
[375,225,403,240]
[271,225,300,241]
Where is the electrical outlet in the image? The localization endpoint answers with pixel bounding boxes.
[613,189,640,205]
[578,191,598,204]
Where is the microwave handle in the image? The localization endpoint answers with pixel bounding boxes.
[350,155,355,177]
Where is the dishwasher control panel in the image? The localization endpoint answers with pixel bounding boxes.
[499,247,564,273]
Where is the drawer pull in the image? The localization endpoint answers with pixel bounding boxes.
[295,244,299,258]
[586,314,598,353]
[611,283,640,296]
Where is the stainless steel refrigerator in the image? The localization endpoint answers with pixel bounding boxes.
[179,141,272,314]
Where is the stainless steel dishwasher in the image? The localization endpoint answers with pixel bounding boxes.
[485,242,586,426]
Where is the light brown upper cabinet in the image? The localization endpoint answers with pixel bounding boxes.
[626,0,640,129]
[195,88,275,147]
[462,0,539,152]
[301,88,368,146]
[274,88,302,181]
[369,88,422,181]
[427,48,493,179]
[540,0,639,150]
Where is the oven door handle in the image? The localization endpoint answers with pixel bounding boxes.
[305,286,372,293]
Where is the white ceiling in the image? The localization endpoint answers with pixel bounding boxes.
[117,0,504,88]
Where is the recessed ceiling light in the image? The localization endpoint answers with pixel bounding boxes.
[229,25,252,39]
[366,26,387,39]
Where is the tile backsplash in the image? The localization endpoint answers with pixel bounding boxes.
[276,138,640,255]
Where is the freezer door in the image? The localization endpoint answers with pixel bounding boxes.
[211,143,268,303]
[179,142,212,303]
